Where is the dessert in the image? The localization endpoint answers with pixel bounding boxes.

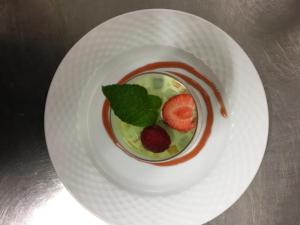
[104,73,197,162]
[102,61,227,166]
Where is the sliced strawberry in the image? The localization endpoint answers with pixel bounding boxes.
[162,94,196,132]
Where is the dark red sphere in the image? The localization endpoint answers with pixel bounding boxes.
[141,125,171,153]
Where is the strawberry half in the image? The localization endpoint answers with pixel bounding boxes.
[162,94,196,132]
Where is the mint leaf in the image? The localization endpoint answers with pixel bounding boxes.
[102,84,162,127]
[147,95,162,109]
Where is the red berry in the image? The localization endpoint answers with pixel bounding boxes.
[162,94,196,132]
[141,125,171,153]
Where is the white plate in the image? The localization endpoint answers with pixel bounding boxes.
[45,9,269,225]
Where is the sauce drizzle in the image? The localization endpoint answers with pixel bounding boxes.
[102,61,227,166]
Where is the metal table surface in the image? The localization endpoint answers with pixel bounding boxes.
[0,1,299,225]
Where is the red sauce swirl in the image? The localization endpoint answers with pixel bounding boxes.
[102,61,227,166]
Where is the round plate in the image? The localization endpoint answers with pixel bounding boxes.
[45,9,269,225]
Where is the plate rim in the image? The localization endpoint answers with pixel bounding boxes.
[44,8,269,225]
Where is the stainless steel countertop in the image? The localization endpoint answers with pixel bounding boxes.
[0,1,299,225]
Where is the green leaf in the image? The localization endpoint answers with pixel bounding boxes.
[102,84,162,127]
[147,95,162,109]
